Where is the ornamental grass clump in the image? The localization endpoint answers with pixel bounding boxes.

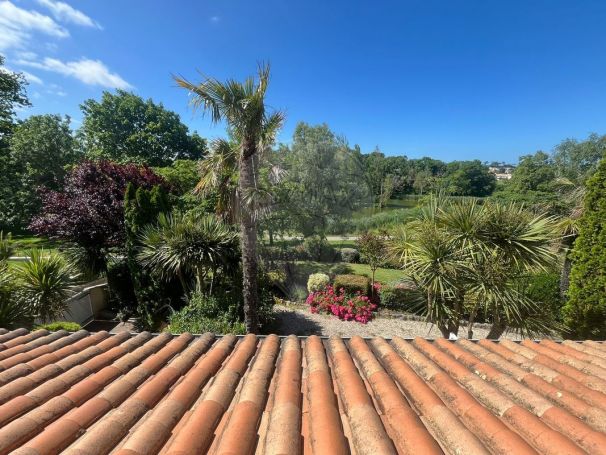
[306,285,376,324]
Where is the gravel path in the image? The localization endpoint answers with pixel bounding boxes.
[273,304,522,340]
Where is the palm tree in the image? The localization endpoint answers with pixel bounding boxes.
[137,212,240,296]
[391,197,559,339]
[174,64,284,333]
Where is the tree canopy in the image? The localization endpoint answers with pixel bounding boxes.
[79,90,206,166]
[0,55,30,148]
[277,122,371,236]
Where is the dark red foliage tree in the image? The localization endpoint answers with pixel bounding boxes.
[30,160,167,269]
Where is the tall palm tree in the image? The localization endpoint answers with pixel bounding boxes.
[174,64,284,333]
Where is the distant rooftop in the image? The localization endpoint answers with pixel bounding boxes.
[0,328,604,454]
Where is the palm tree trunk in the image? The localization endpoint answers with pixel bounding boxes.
[239,142,260,334]
[560,236,575,298]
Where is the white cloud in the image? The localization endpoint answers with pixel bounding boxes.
[36,0,102,29]
[18,57,132,89]
[21,70,43,84]
[0,1,68,50]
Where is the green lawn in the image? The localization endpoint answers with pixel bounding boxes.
[292,261,404,284]
[11,235,59,256]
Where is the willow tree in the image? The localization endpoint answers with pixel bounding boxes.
[174,64,284,333]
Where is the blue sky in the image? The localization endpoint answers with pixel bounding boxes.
[2,0,606,163]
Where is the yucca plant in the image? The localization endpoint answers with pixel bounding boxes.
[15,249,78,323]
[390,196,560,339]
[138,212,240,296]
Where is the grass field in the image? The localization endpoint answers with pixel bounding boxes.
[292,261,404,284]
[10,236,59,256]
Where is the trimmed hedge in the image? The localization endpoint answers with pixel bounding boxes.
[340,248,360,263]
[333,274,370,296]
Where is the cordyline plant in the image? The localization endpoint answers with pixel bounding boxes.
[390,195,561,339]
[30,160,167,271]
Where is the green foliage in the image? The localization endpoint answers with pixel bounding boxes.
[277,123,371,236]
[0,231,15,261]
[153,159,200,194]
[357,231,388,286]
[333,274,371,296]
[0,262,32,328]
[379,282,422,312]
[124,184,175,329]
[1,114,76,231]
[0,55,30,149]
[37,321,81,331]
[328,208,418,234]
[307,273,330,293]
[14,249,78,323]
[521,272,563,324]
[443,160,496,196]
[106,256,137,316]
[137,211,240,295]
[391,196,560,338]
[553,133,606,184]
[564,158,606,339]
[329,263,352,276]
[509,151,556,193]
[302,235,336,262]
[339,248,360,263]
[79,90,206,166]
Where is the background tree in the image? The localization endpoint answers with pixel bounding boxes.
[175,63,284,333]
[553,133,605,184]
[79,90,206,166]
[443,160,496,196]
[357,231,388,292]
[278,122,370,236]
[563,157,606,339]
[509,151,555,192]
[0,57,31,231]
[0,115,77,231]
[0,55,30,148]
[30,160,167,272]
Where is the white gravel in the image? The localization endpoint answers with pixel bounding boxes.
[273,304,522,340]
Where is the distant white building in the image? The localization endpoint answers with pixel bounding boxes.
[488,165,515,180]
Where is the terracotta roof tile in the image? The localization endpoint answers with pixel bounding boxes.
[0,329,604,454]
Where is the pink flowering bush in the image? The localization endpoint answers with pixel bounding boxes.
[306,285,377,324]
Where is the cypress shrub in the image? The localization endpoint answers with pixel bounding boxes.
[563,158,606,339]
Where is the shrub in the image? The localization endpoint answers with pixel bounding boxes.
[307,273,330,293]
[106,257,137,316]
[339,248,360,263]
[306,285,377,323]
[333,274,370,296]
[37,321,81,331]
[0,231,15,261]
[564,157,606,339]
[379,282,420,312]
[166,291,246,334]
[329,263,352,276]
[303,235,336,262]
[524,272,562,323]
